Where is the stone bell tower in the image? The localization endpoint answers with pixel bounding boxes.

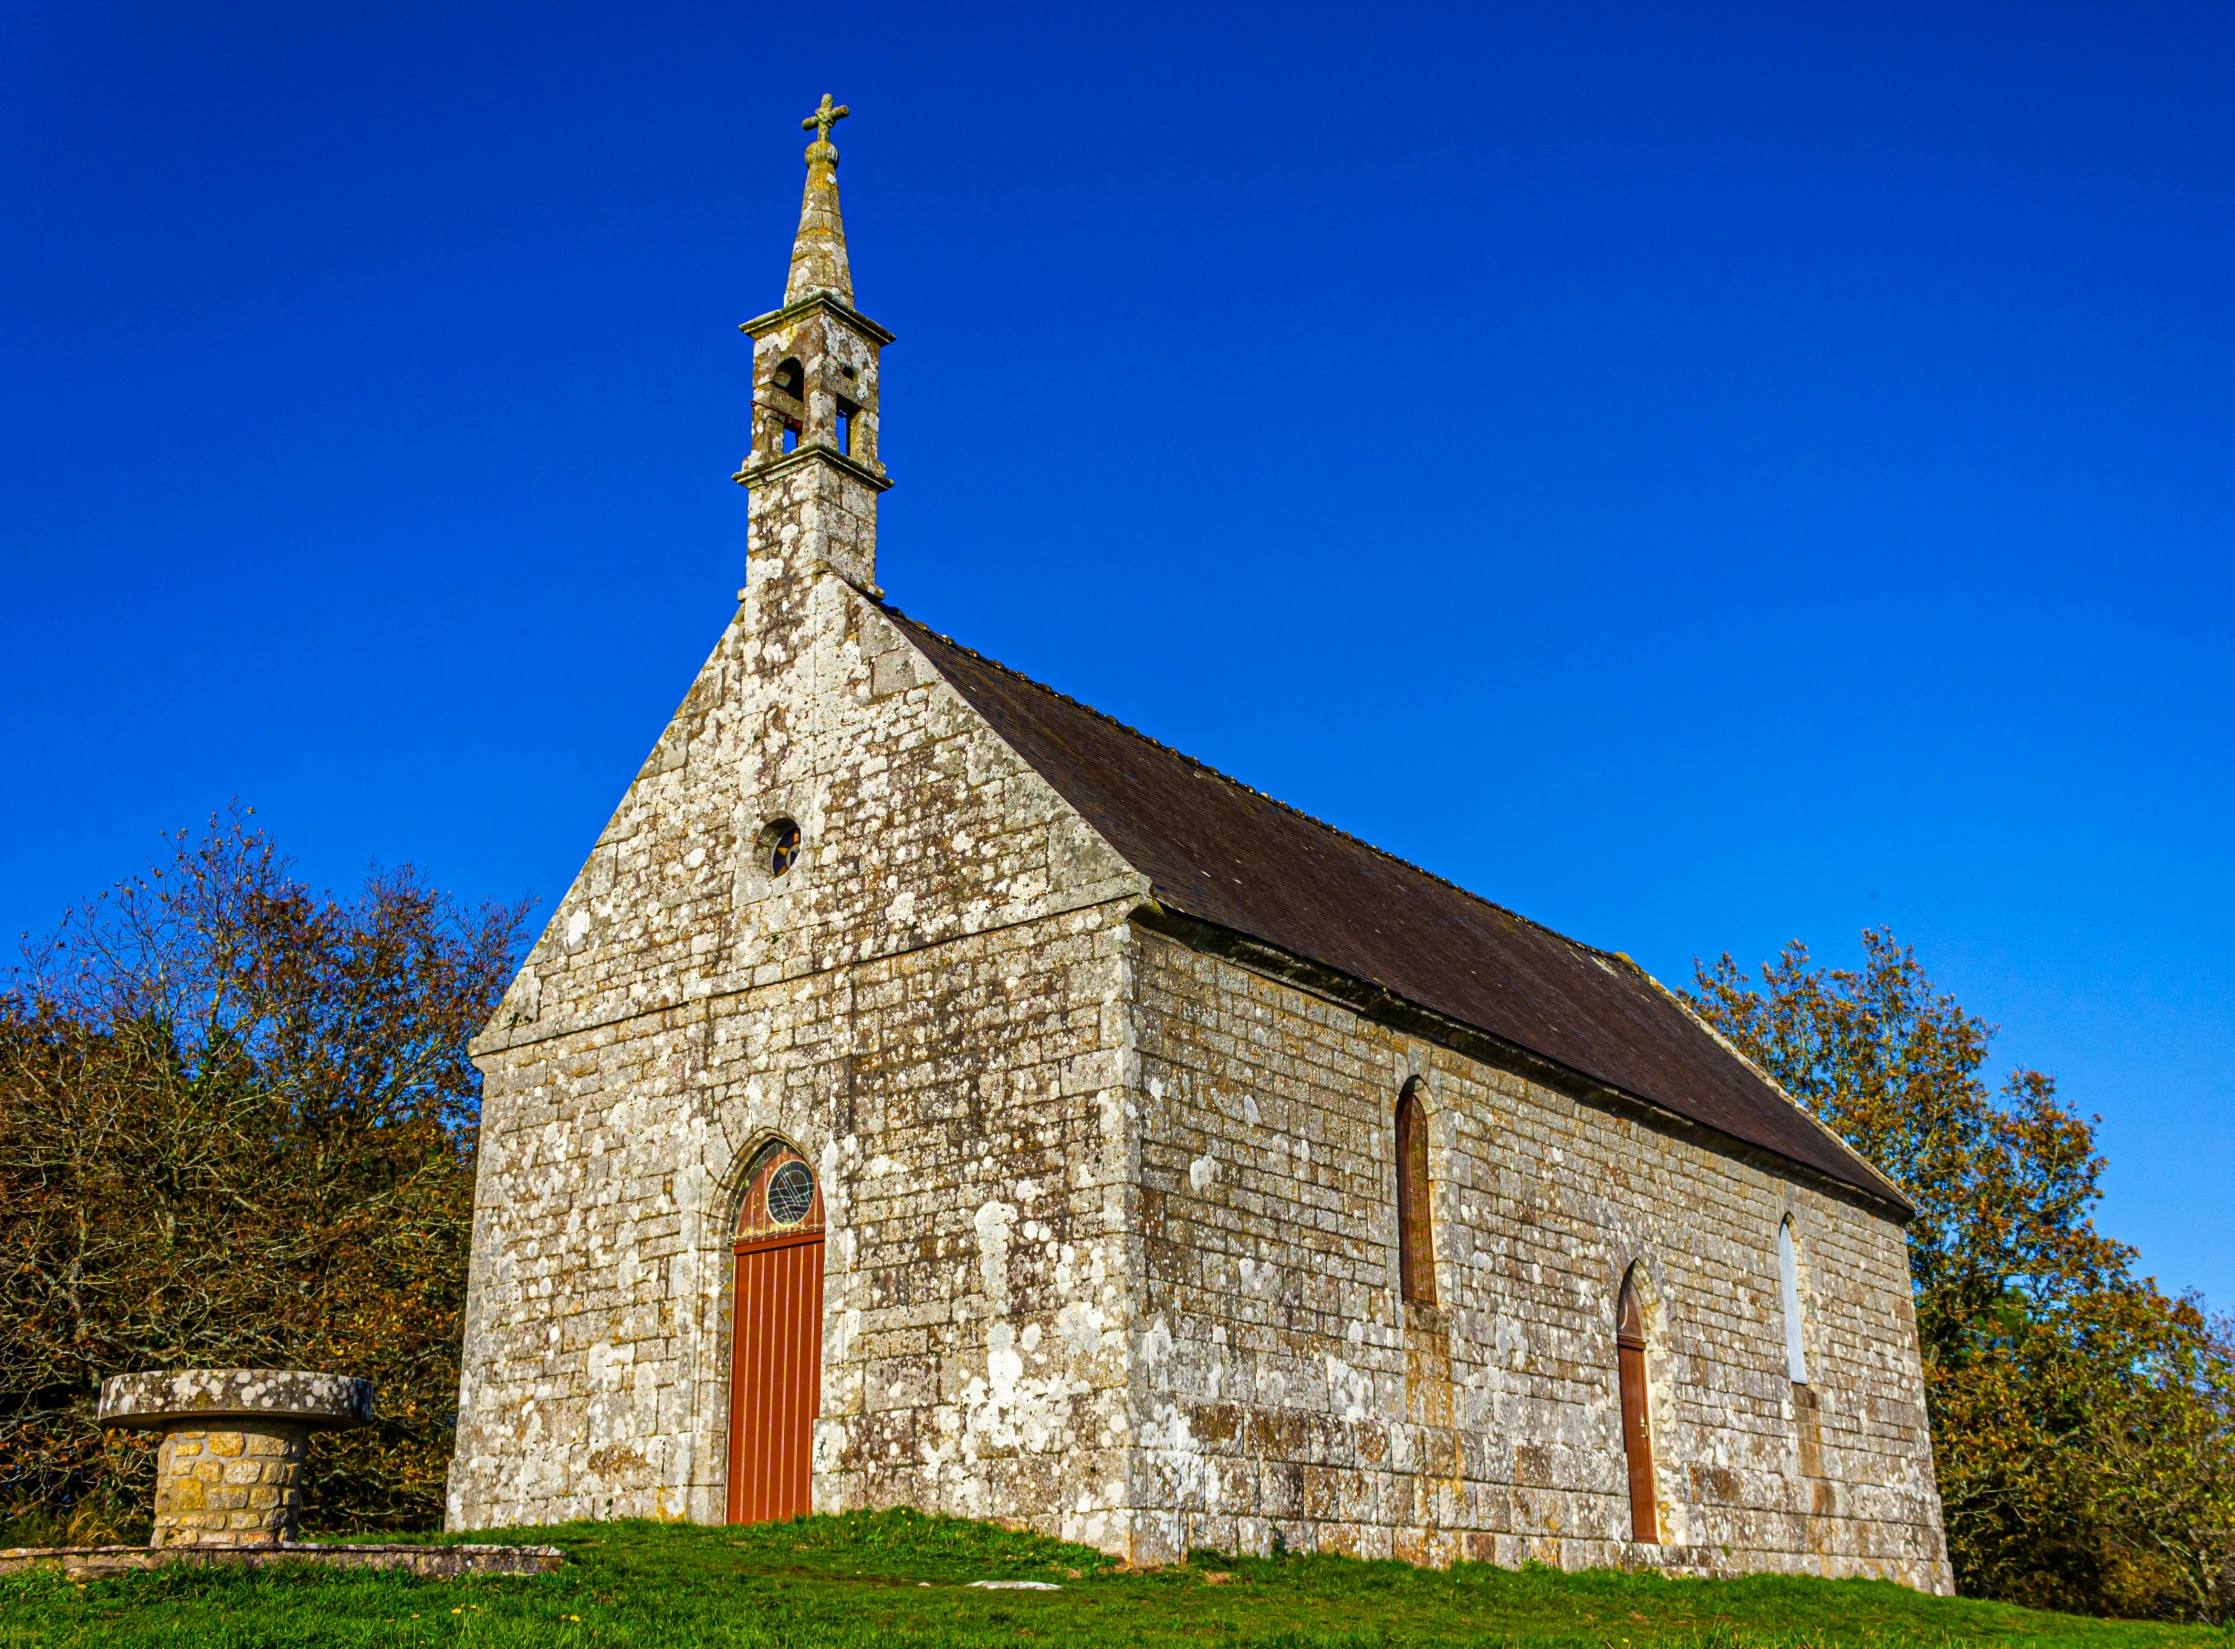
[734,94,894,602]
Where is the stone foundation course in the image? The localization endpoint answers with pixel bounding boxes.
[0,1542,564,1580]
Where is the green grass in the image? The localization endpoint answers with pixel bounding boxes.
[1,1510,2227,1648]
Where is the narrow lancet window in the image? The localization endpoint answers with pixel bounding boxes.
[1616,1266,1658,1543]
[1778,1218,1809,1384]
[1395,1081,1435,1305]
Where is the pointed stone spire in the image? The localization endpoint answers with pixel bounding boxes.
[785,94,854,306]
[737,94,893,603]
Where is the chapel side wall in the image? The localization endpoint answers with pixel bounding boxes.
[1125,930,1950,1591]
[447,901,1141,1544]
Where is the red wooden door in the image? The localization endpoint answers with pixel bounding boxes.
[726,1144,825,1525]
[1616,1271,1658,1543]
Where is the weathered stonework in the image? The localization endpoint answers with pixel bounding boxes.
[447,569,1144,1536]
[99,1369,374,1431]
[99,1369,373,1547]
[446,105,1951,1593]
[148,1427,311,1547]
[1125,937,1940,1577]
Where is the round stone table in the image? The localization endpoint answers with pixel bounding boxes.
[98,1370,373,1547]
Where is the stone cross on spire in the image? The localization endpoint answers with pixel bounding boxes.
[785,94,854,305]
[802,94,849,146]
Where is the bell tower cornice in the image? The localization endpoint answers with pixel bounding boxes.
[740,291,896,348]
[733,441,894,496]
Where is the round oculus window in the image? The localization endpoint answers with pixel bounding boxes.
[766,819,802,877]
[766,1161,815,1226]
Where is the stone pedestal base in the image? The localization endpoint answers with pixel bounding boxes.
[152,1422,311,1547]
[97,1369,373,1550]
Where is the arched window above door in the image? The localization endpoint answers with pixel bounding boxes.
[734,1140,823,1245]
[1617,1270,1648,1349]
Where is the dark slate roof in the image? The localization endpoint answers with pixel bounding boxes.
[887,608,1909,1214]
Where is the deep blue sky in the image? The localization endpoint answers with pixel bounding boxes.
[4,3,2230,1300]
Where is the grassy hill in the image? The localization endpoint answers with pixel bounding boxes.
[2,1510,2226,1648]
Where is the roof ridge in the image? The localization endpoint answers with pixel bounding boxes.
[877,600,1621,968]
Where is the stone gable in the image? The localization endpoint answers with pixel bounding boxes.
[452,569,1148,1538]
[474,585,1144,1061]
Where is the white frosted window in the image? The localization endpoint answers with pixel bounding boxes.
[1778,1219,1809,1384]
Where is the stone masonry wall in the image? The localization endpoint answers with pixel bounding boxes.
[449,900,1141,1542]
[449,567,1149,1540]
[1125,930,1951,1591]
[150,1425,309,1547]
[466,579,1139,1059]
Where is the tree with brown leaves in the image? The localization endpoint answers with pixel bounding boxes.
[0,810,525,1539]
[1690,930,2235,1621]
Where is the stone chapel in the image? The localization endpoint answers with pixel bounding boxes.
[446,99,1953,1589]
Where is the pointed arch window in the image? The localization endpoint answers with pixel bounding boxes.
[1778,1217,1809,1385]
[1616,1267,1658,1543]
[1395,1080,1435,1306]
